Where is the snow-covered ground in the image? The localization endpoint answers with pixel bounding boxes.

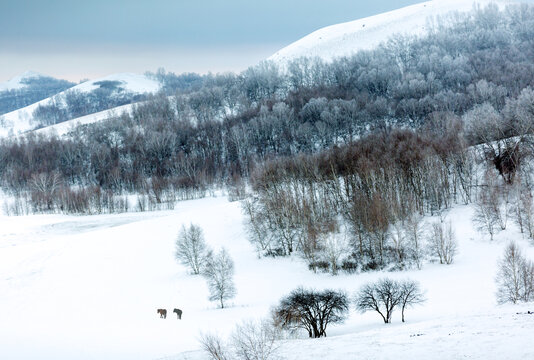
[269,0,513,64]
[0,73,160,137]
[0,195,532,360]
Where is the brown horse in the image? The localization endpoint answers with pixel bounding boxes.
[157,309,167,319]
[173,308,183,319]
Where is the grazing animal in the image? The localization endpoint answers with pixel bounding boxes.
[157,309,167,319]
[173,308,183,320]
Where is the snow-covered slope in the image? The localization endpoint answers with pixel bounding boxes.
[0,71,46,92]
[0,196,532,360]
[0,73,160,137]
[269,0,513,63]
[33,103,136,136]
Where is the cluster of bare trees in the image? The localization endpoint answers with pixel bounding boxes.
[473,170,534,242]
[272,280,423,339]
[244,128,465,272]
[175,224,236,308]
[200,280,424,359]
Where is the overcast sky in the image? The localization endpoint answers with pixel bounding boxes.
[0,0,485,82]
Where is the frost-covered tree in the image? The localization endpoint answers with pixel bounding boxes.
[428,221,457,264]
[203,248,236,308]
[175,223,210,275]
[496,242,534,304]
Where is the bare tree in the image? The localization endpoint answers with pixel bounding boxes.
[175,223,210,275]
[355,278,401,324]
[203,248,237,308]
[428,221,457,264]
[496,242,534,304]
[399,280,425,322]
[273,288,349,338]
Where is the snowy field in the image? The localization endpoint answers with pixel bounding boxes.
[0,195,533,360]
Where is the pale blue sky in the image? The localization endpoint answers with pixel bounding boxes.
[0,0,519,82]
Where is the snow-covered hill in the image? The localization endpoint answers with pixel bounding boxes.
[269,0,513,63]
[0,73,160,137]
[0,71,46,92]
[0,196,532,360]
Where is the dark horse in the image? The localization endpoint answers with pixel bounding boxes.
[157,309,167,319]
[173,308,183,320]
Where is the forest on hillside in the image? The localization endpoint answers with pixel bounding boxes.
[0,3,533,231]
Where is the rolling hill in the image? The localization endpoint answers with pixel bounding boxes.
[0,73,161,137]
[269,0,513,63]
